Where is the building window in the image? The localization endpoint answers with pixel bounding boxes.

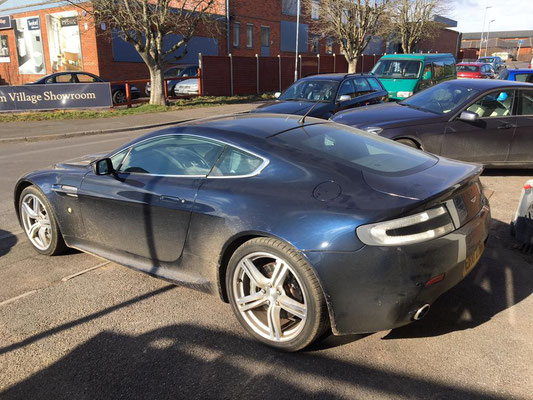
[246,24,253,48]
[282,0,298,16]
[311,34,319,53]
[311,0,319,20]
[326,37,334,54]
[233,22,240,47]
[261,26,270,47]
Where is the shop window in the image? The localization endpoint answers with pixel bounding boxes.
[311,35,319,53]
[311,0,320,20]
[45,11,83,73]
[326,37,334,54]
[14,16,46,75]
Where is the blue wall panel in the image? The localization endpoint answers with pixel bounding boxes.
[112,32,218,64]
[280,20,308,53]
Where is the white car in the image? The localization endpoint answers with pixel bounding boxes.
[173,78,199,95]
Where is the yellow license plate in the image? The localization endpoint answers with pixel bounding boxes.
[463,242,484,277]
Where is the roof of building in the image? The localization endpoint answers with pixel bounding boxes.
[462,31,533,40]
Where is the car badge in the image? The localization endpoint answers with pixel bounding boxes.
[470,196,477,203]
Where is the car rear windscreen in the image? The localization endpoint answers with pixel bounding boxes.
[271,123,437,175]
[458,65,479,72]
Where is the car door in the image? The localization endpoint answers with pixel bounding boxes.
[508,88,533,164]
[442,90,517,163]
[78,135,224,264]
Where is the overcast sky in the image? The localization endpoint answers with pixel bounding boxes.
[448,0,532,33]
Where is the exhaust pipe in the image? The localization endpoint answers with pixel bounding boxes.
[413,304,430,321]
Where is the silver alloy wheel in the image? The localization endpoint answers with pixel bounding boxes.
[232,252,308,342]
[114,90,126,104]
[21,193,52,251]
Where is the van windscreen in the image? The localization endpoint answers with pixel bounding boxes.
[371,60,422,79]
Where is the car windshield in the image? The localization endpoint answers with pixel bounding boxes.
[458,65,479,72]
[400,82,480,114]
[279,80,339,102]
[273,123,436,175]
[371,60,422,79]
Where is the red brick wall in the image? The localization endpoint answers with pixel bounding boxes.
[418,28,461,58]
[0,3,99,85]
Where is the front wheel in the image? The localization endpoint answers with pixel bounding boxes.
[19,186,67,256]
[226,237,329,351]
[112,90,126,104]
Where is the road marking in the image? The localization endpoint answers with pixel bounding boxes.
[61,262,110,282]
[0,290,38,307]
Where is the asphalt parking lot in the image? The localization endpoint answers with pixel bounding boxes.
[0,132,532,399]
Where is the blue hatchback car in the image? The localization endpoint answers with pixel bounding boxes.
[497,68,533,83]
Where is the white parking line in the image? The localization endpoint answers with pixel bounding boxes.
[61,262,110,282]
[0,290,37,307]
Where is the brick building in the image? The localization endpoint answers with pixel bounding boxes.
[461,30,533,61]
[0,0,343,86]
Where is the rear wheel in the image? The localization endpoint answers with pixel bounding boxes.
[226,237,329,351]
[396,138,419,149]
[112,90,126,104]
[19,186,67,256]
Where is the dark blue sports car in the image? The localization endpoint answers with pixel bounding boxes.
[14,114,490,351]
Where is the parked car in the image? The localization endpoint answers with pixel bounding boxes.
[497,68,533,83]
[173,78,199,96]
[145,64,198,96]
[252,74,388,119]
[331,79,533,168]
[476,56,505,72]
[457,62,496,79]
[29,72,140,105]
[370,53,456,101]
[529,56,533,69]
[14,114,490,351]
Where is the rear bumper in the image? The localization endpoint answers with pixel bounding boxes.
[305,204,491,335]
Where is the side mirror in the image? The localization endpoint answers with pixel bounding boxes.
[338,94,351,102]
[274,92,281,98]
[93,158,114,175]
[459,110,479,122]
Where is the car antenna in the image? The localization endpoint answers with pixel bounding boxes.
[299,101,320,125]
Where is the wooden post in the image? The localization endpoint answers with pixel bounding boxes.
[198,53,204,97]
[125,82,131,108]
[256,54,260,94]
[317,54,320,74]
[229,53,234,96]
[278,55,282,92]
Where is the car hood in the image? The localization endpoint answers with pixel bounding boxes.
[331,102,437,129]
[253,100,325,116]
[55,153,106,170]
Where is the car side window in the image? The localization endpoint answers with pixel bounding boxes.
[76,73,98,83]
[337,79,356,99]
[516,90,533,116]
[366,78,383,91]
[515,74,533,83]
[118,135,224,176]
[45,76,56,84]
[209,147,264,177]
[466,90,515,118]
[55,74,74,83]
[354,77,372,93]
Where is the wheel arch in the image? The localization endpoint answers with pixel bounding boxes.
[13,179,35,222]
[395,136,423,150]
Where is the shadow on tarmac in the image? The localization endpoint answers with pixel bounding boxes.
[0,229,18,257]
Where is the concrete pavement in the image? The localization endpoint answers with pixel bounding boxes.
[0,102,262,143]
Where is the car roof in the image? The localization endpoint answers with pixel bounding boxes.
[301,73,377,81]
[509,69,533,73]
[444,79,533,89]
[135,114,328,143]
[379,53,454,61]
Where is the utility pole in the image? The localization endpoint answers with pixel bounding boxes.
[294,0,301,82]
[479,6,491,57]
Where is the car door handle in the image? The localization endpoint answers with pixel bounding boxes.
[160,195,185,204]
[497,122,516,129]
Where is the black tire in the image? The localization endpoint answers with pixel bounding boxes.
[226,237,329,351]
[396,138,419,149]
[19,186,67,256]
[112,90,126,104]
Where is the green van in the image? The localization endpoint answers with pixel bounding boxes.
[370,53,456,101]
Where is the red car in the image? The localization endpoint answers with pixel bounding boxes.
[457,62,496,79]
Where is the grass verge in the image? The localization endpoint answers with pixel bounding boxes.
[0,94,273,123]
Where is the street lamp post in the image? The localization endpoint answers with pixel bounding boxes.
[294,0,301,82]
[479,6,492,57]
[485,19,495,57]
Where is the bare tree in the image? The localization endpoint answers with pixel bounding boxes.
[68,0,218,105]
[305,0,391,73]
[390,0,447,54]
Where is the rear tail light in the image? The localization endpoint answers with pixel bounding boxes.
[356,206,455,246]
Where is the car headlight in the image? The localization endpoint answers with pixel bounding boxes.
[396,91,413,98]
[356,205,455,246]
[364,126,383,135]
